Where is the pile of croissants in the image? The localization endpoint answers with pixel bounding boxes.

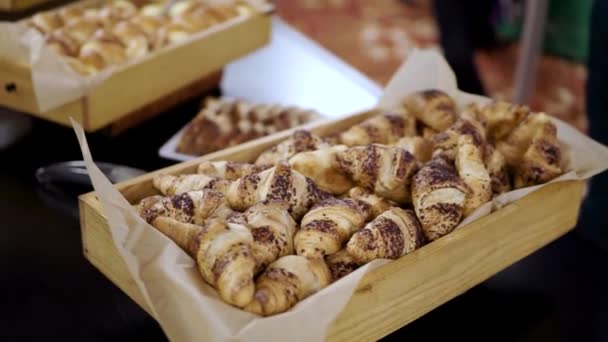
[24,0,252,76]
[177,97,321,155]
[136,90,563,316]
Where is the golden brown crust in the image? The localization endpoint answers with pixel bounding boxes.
[339,112,415,147]
[326,249,360,281]
[289,145,354,195]
[403,89,457,131]
[346,207,424,263]
[295,197,367,257]
[411,156,469,241]
[197,160,269,180]
[456,135,492,215]
[244,255,331,316]
[255,130,330,166]
[484,144,511,194]
[334,144,419,204]
[346,186,394,221]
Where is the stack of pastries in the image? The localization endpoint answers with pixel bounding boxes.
[24,0,253,76]
[177,97,321,156]
[136,90,563,316]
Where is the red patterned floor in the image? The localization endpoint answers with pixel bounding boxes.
[276,0,587,132]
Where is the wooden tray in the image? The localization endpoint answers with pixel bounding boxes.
[79,110,585,341]
[0,1,273,132]
[0,0,56,12]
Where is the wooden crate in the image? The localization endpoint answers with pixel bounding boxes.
[79,110,585,341]
[0,0,56,12]
[0,1,273,131]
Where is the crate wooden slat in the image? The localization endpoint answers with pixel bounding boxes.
[0,1,273,131]
[79,110,585,341]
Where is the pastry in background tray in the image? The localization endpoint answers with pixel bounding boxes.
[24,0,257,76]
[177,98,321,156]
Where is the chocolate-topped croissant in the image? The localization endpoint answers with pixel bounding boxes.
[514,128,562,188]
[230,201,297,272]
[346,207,424,263]
[226,161,325,219]
[395,136,433,162]
[432,104,487,160]
[295,197,368,258]
[153,173,229,196]
[244,255,331,316]
[480,101,530,141]
[411,156,469,241]
[255,130,331,166]
[403,89,457,131]
[137,189,231,226]
[197,160,268,180]
[334,144,419,204]
[288,145,354,195]
[456,135,492,215]
[496,112,558,166]
[339,112,416,147]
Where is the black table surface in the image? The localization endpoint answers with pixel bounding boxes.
[1,98,607,341]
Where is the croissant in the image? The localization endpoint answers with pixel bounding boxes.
[412,156,469,241]
[288,145,354,195]
[244,255,331,316]
[197,160,268,180]
[480,101,530,141]
[334,144,419,204]
[113,21,150,59]
[403,89,457,131]
[30,12,63,34]
[226,161,324,219]
[346,186,393,220]
[46,29,80,57]
[137,189,231,227]
[394,136,433,162]
[484,144,511,194]
[432,109,487,160]
[79,39,127,70]
[255,130,331,166]
[64,18,101,44]
[232,201,297,272]
[153,173,229,196]
[346,207,424,263]
[339,112,415,147]
[455,135,492,215]
[326,249,360,281]
[496,112,557,165]
[193,217,256,307]
[514,129,562,188]
[295,198,367,258]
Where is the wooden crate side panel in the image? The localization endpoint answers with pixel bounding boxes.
[0,59,37,113]
[327,180,584,341]
[86,14,272,130]
[80,196,155,316]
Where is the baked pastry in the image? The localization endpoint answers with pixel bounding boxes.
[29,12,63,34]
[288,145,354,195]
[137,189,231,226]
[64,18,101,44]
[326,249,360,281]
[334,144,419,204]
[192,216,256,307]
[346,207,424,263]
[295,197,368,257]
[46,29,80,57]
[113,21,150,59]
[394,136,433,162]
[496,112,557,165]
[244,255,331,316]
[484,144,511,194]
[255,130,330,166]
[480,101,530,141]
[229,201,297,272]
[339,112,416,147]
[455,135,492,215]
[403,89,457,131]
[226,161,325,219]
[177,98,319,156]
[345,186,393,221]
[79,37,127,70]
[153,173,229,196]
[197,160,268,180]
[432,108,487,160]
[411,156,469,241]
[513,128,562,188]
